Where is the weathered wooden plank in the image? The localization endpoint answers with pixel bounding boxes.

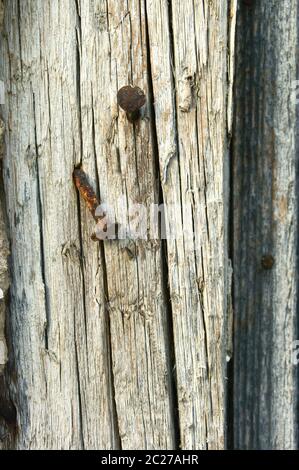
[146,0,235,449]
[0,0,178,449]
[233,0,298,449]
[0,0,116,449]
[0,0,238,450]
[77,0,176,449]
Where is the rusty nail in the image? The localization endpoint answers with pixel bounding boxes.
[261,254,275,270]
[73,168,99,221]
[73,168,118,241]
[117,85,146,123]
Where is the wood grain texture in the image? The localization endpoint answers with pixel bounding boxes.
[146,0,235,449]
[0,0,117,449]
[0,116,9,375]
[0,0,235,449]
[77,0,176,449]
[233,0,298,449]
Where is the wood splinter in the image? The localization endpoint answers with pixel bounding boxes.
[73,168,117,241]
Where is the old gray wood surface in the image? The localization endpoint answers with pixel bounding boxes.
[0,0,297,450]
[233,0,298,450]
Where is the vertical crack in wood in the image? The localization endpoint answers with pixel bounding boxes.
[226,0,237,450]
[0,5,18,447]
[91,93,121,451]
[73,310,85,449]
[73,1,87,449]
[227,105,235,449]
[75,2,90,355]
[75,0,118,449]
[0,122,17,443]
[75,0,83,161]
[32,92,50,351]
[167,0,215,448]
[91,94,122,449]
[99,243,122,450]
[144,0,180,449]
[74,185,89,355]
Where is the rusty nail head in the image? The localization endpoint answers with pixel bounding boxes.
[261,254,275,270]
[117,85,146,122]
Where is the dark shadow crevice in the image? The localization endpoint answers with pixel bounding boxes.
[32,91,50,351]
[144,0,181,450]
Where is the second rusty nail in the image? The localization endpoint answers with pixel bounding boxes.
[73,168,117,241]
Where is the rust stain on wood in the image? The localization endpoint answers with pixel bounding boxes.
[73,168,99,221]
